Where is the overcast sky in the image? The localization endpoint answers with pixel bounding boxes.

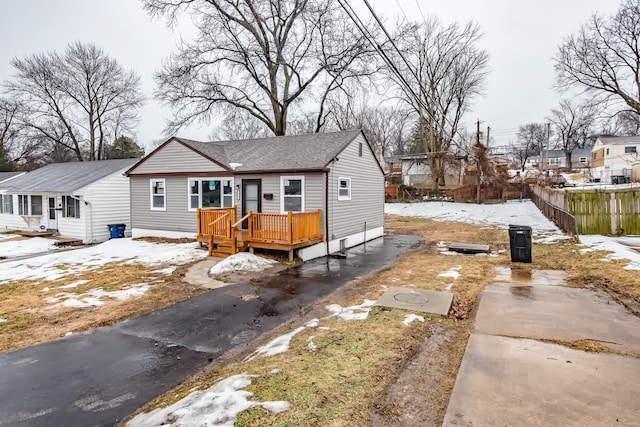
[0,0,621,151]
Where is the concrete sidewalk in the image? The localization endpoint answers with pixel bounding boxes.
[443,268,640,426]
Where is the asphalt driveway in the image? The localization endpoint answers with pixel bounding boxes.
[0,234,419,426]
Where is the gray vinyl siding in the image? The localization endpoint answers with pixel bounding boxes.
[235,173,326,233]
[132,140,226,174]
[327,133,384,239]
[130,176,198,233]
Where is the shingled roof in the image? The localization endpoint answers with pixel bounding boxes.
[597,136,640,145]
[0,158,138,193]
[171,130,363,172]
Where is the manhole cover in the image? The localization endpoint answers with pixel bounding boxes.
[394,292,430,304]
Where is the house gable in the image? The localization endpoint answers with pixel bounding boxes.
[127,139,229,175]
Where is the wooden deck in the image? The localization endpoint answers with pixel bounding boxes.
[197,208,323,258]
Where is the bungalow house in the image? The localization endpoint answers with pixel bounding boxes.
[0,159,137,242]
[124,130,384,261]
[591,136,640,183]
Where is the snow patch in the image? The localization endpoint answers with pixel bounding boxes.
[385,201,568,243]
[45,283,151,309]
[307,336,317,352]
[438,265,461,279]
[245,327,306,361]
[579,235,640,270]
[403,314,425,325]
[126,374,290,427]
[209,252,278,276]
[0,237,58,258]
[0,238,207,283]
[58,280,90,289]
[325,299,376,321]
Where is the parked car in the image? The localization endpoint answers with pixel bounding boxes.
[549,174,567,188]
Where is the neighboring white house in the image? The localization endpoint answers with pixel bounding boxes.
[400,154,461,187]
[0,159,137,242]
[591,136,640,183]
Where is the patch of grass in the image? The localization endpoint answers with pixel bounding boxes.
[0,261,207,354]
[0,229,22,235]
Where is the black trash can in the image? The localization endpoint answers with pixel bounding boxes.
[108,224,126,239]
[508,224,532,263]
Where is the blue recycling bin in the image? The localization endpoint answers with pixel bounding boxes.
[108,224,126,239]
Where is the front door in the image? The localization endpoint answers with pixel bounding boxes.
[242,179,261,229]
[48,197,58,231]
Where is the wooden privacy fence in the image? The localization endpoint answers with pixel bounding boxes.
[533,185,640,235]
[568,189,640,235]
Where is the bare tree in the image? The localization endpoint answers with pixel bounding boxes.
[387,19,489,191]
[547,99,597,169]
[513,123,546,171]
[600,109,640,136]
[4,42,144,161]
[142,0,378,136]
[555,0,640,115]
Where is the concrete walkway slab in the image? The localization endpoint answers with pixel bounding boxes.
[443,334,640,427]
[375,287,453,315]
[475,283,640,354]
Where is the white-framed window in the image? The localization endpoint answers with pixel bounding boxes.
[281,176,304,212]
[62,196,80,218]
[338,177,351,201]
[579,156,587,164]
[31,195,42,216]
[0,195,13,214]
[624,146,637,154]
[18,195,29,215]
[548,158,560,165]
[150,179,166,210]
[187,178,234,211]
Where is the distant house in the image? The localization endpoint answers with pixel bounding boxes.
[0,159,137,242]
[383,155,403,185]
[591,136,640,183]
[542,149,592,170]
[399,154,461,187]
[0,171,26,185]
[124,130,384,260]
[523,149,591,171]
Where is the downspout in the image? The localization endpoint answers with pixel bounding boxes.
[325,170,330,256]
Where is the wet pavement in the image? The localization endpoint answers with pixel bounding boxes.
[444,267,640,426]
[0,234,419,427]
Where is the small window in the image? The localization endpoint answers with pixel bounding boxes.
[0,195,12,214]
[624,146,637,154]
[579,157,587,163]
[338,177,351,201]
[606,148,610,155]
[281,176,304,212]
[150,179,166,210]
[18,195,29,215]
[62,196,80,218]
[359,142,363,157]
[31,195,42,216]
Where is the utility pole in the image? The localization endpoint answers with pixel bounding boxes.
[486,126,490,147]
[546,123,551,176]
[476,120,481,204]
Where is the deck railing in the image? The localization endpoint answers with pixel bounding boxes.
[197,207,322,246]
[197,207,236,239]
[250,209,322,244]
